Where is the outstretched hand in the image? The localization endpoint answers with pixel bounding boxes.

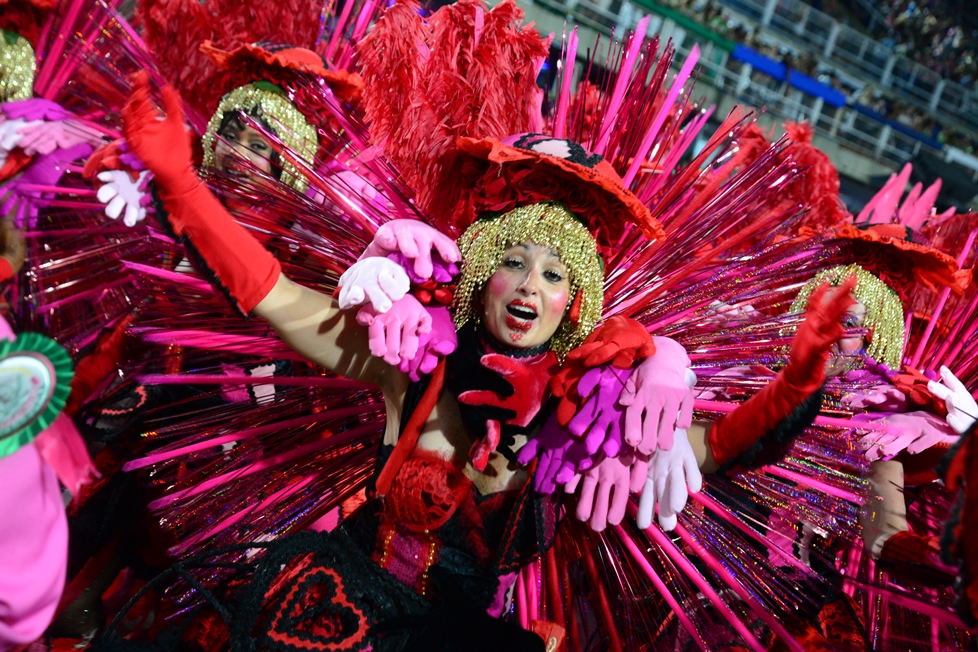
[121,72,196,195]
[928,366,978,434]
[785,276,856,386]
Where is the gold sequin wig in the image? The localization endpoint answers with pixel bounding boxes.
[790,263,906,369]
[201,81,318,193]
[454,202,604,359]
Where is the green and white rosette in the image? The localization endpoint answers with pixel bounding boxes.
[0,332,74,459]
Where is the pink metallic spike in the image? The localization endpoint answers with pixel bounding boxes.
[911,228,978,368]
[552,27,579,139]
[593,16,650,155]
[636,509,767,652]
[622,44,700,187]
[614,523,709,651]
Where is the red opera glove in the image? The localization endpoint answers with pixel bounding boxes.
[120,72,196,197]
[459,351,558,471]
[708,278,855,471]
[120,72,280,315]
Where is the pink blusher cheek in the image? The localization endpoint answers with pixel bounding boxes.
[546,290,569,320]
[485,274,510,302]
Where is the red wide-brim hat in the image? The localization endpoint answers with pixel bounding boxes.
[456,133,664,247]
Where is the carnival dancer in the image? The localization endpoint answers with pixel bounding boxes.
[0,221,98,651]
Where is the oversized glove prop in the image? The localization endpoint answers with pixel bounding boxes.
[338,256,410,313]
[359,219,461,281]
[636,428,702,530]
[519,412,595,494]
[459,351,558,471]
[859,411,958,461]
[397,306,457,381]
[551,315,656,430]
[929,366,977,434]
[619,337,694,453]
[1,143,94,228]
[356,293,432,365]
[707,278,855,472]
[121,72,280,314]
[84,139,153,226]
[450,328,558,471]
[565,454,632,532]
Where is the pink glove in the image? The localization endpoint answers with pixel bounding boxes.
[360,219,461,280]
[338,257,410,312]
[1,98,69,122]
[387,251,459,284]
[0,444,68,648]
[859,411,959,461]
[519,412,594,494]
[16,119,103,156]
[1,143,94,228]
[567,364,629,457]
[564,454,631,532]
[928,365,978,434]
[636,427,702,531]
[397,306,458,381]
[619,337,694,454]
[842,384,910,412]
[356,293,432,365]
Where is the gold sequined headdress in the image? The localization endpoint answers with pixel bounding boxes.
[0,30,34,102]
[201,81,318,192]
[454,202,604,359]
[790,264,905,369]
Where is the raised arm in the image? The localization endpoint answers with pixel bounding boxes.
[120,72,395,389]
[255,274,391,387]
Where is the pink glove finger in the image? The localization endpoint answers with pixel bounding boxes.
[394,228,422,260]
[608,477,629,527]
[382,317,404,364]
[398,328,421,362]
[576,367,604,398]
[366,317,388,358]
[431,232,462,263]
[639,403,663,455]
[563,473,582,494]
[623,399,644,448]
[556,458,579,484]
[575,475,598,523]
[656,396,682,451]
[589,478,613,532]
[629,456,649,494]
[601,415,623,457]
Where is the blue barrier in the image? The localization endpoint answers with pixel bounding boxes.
[851,103,943,150]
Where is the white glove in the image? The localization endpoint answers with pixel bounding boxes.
[928,365,978,434]
[636,427,702,531]
[0,118,36,166]
[337,257,410,313]
[96,170,151,227]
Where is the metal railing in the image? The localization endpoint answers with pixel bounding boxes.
[718,0,978,134]
[529,0,965,176]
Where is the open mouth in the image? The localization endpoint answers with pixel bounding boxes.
[505,301,537,335]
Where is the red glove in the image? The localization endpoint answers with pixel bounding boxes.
[119,72,280,314]
[708,278,855,470]
[120,72,196,197]
[893,365,947,416]
[551,316,655,426]
[459,351,558,471]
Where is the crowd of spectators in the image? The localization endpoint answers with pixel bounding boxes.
[656,0,978,153]
[837,0,978,87]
